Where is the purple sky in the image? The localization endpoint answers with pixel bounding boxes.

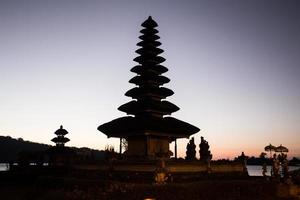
[1,0,300,158]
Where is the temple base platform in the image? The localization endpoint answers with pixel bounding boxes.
[71,160,248,183]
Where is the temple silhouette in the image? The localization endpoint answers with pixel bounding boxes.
[51,125,70,147]
[48,126,74,166]
[98,16,200,159]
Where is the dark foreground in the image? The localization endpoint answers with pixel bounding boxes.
[1,167,300,200]
[1,178,299,200]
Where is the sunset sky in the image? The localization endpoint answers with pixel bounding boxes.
[1,0,299,159]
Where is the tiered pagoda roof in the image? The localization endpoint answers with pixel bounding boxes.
[51,125,70,147]
[98,16,199,139]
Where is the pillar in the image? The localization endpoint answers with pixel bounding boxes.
[119,137,122,154]
[175,139,177,159]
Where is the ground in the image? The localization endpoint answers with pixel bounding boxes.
[1,175,298,200]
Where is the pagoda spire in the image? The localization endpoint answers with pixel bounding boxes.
[98,17,200,159]
[51,125,70,147]
[118,16,179,118]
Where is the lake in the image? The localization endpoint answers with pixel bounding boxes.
[1,163,299,176]
[0,163,9,171]
[246,165,300,176]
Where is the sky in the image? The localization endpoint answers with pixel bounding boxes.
[0,0,300,159]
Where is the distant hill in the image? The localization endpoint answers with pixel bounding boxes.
[0,135,105,162]
[0,136,50,162]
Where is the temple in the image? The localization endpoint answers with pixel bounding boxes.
[98,16,200,159]
[51,125,70,147]
[48,125,74,166]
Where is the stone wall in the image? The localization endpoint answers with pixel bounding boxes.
[74,160,247,175]
[210,162,246,173]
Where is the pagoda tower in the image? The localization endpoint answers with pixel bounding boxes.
[98,16,200,159]
[51,125,70,147]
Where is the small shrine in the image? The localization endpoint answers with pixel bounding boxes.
[98,16,200,159]
[51,125,70,147]
[48,125,74,166]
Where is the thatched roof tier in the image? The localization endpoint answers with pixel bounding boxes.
[130,65,168,75]
[135,47,164,55]
[98,116,199,139]
[140,28,159,34]
[125,86,174,99]
[139,34,160,41]
[118,100,179,116]
[129,75,170,86]
[137,40,161,47]
[133,55,166,65]
[51,136,70,144]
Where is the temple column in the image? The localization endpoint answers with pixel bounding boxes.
[145,136,149,158]
[175,139,177,159]
[119,137,122,154]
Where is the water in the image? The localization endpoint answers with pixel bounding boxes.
[1,163,299,176]
[247,165,300,176]
[0,163,48,171]
[0,163,9,171]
